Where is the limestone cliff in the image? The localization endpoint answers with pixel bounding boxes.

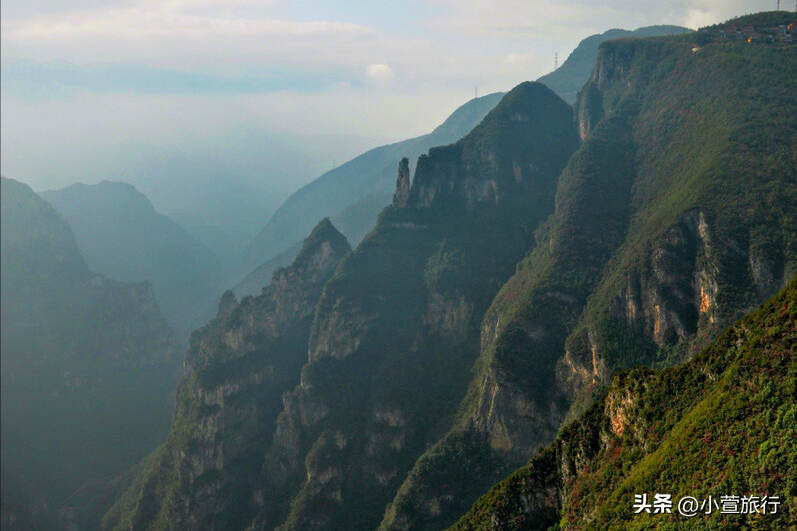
[449,278,797,530]
[393,158,411,208]
[102,218,350,531]
[249,82,579,531]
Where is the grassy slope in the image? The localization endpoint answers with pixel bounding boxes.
[449,277,796,531]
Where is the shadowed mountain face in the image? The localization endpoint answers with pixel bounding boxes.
[105,81,581,531]
[102,218,353,531]
[0,177,181,531]
[42,181,223,340]
[237,92,506,289]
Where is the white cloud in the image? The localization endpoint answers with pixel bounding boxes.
[365,63,396,84]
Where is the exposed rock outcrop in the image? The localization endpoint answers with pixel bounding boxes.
[103,219,350,531]
[393,157,411,208]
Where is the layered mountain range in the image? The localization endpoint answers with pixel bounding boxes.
[103,11,796,531]
[236,92,506,293]
[41,181,223,340]
[235,25,691,296]
[0,178,181,531]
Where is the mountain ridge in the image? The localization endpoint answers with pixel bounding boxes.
[1,177,181,531]
[236,23,692,297]
[238,92,506,286]
[42,180,223,340]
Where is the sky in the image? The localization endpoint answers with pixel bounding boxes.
[0,0,780,224]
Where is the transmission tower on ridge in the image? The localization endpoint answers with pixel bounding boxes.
[554,52,559,70]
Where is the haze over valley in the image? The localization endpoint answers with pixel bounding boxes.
[1,2,795,531]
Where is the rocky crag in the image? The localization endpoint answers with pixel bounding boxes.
[102,219,352,530]
[449,276,796,530]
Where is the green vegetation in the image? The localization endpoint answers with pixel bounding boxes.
[536,25,692,103]
[448,278,797,531]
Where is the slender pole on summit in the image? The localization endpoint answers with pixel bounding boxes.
[554,52,559,70]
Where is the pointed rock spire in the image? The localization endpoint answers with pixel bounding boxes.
[392,157,411,208]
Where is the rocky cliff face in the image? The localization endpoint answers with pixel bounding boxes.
[102,218,350,531]
[554,33,797,419]
[241,81,580,531]
[382,27,796,531]
[449,278,796,530]
[393,158,411,208]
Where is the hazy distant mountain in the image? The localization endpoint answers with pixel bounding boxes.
[238,92,505,287]
[0,177,180,530]
[536,25,692,103]
[42,181,223,339]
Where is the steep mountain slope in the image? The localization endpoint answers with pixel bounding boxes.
[0,177,180,530]
[41,181,222,339]
[102,219,352,531]
[238,92,505,285]
[234,241,303,297]
[449,276,796,530]
[376,15,796,531]
[106,81,580,531]
[536,25,691,104]
[249,82,580,531]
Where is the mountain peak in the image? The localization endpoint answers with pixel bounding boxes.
[407,81,579,209]
[280,217,351,285]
